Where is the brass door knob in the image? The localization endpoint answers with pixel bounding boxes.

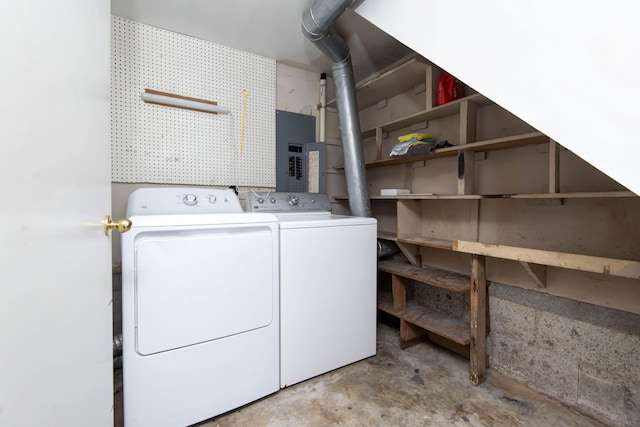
[104,215,132,236]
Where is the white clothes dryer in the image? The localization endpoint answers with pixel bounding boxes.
[121,188,279,427]
[247,192,377,388]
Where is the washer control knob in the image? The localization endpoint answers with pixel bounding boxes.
[258,197,264,204]
[270,197,276,204]
[183,194,198,206]
[310,197,316,204]
[208,195,217,204]
[288,195,299,206]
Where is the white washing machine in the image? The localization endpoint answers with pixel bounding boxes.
[121,188,280,427]
[247,192,377,388]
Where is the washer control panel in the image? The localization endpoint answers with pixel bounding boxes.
[127,188,243,215]
[247,192,331,212]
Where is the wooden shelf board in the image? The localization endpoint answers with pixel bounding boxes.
[340,191,636,201]
[377,231,398,241]
[453,240,640,280]
[394,194,485,200]
[328,58,429,110]
[365,149,457,168]
[361,93,490,139]
[369,195,407,200]
[403,302,470,345]
[398,236,454,250]
[461,131,548,152]
[504,191,637,199]
[378,292,401,316]
[364,131,547,169]
[394,191,637,200]
[377,294,470,345]
[378,260,470,292]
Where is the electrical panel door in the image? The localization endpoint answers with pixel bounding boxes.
[276,110,325,193]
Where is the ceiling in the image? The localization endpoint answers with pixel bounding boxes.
[110,0,413,83]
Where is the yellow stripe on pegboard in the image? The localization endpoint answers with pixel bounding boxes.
[240,89,250,156]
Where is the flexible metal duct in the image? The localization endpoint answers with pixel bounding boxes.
[377,239,400,258]
[302,0,371,217]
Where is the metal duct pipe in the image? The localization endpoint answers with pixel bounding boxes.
[302,0,372,217]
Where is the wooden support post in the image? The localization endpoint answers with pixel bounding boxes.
[375,127,383,161]
[391,274,407,311]
[414,253,423,268]
[549,138,560,194]
[458,100,478,195]
[470,254,487,385]
[400,319,426,350]
[425,64,440,110]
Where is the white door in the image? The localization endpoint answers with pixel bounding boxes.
[0,2,112,427]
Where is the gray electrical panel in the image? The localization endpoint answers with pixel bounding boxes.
[276,110,326,193]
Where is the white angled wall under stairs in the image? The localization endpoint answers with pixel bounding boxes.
[354,0,640,196]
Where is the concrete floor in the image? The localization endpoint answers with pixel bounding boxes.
[115,320,606,426]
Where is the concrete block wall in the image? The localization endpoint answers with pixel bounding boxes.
[488,283,640,426]
[411,282,470,323]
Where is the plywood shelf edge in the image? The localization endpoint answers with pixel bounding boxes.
[403,303,471,346]
[336,192,636,201]
[452,240,640,280]
[378,260,470,292]
[397,236,454,251]
[363,131,548,169]
[377,231,398,241]
[378,294,471,345]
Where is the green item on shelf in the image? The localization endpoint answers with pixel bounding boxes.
[390,138,433,157]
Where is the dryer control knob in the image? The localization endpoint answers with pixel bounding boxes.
[288,195,299,206]
[183,194,198,206]
[270,197,276,204]
[258,197,264,204]
[208,195,217,204]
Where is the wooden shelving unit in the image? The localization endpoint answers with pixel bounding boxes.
[377,260,472,348]
[377,258,486,383]
[335,55,639,386]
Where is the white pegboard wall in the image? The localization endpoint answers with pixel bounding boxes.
[111,17,276,186]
